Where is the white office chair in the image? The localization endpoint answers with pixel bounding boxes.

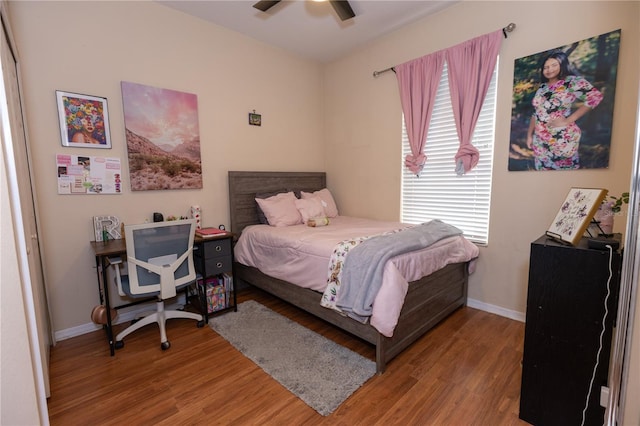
[111,219,204,350]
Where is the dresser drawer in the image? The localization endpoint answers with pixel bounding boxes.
[196,238,231,258]
[199,255,232,276]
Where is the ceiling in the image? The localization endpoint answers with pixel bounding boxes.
[157,1,457,63]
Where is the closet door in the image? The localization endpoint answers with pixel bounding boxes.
[0,10,52,399]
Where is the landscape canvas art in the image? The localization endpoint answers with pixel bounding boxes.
[121,81,202,191]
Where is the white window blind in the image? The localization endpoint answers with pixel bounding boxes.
[401,61,498,245]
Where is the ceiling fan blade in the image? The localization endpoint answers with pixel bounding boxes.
[253,0,281,12]
[329,0,355,21]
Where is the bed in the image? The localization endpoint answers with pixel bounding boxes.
[228,171,478,373]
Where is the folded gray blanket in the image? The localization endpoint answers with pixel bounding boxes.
[335,219,462,322]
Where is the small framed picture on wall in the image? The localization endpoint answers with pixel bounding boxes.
[248,111,262,126]
[56,90,112,148]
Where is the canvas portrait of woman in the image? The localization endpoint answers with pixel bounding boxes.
[508,30,620,171]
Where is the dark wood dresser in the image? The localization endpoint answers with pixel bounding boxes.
[519,235,622,425]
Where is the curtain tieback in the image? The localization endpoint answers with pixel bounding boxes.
[405,153,426,175]
[454,145,480,175]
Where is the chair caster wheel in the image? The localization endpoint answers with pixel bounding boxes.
[197,320,205,328]
[161,341,171,350]
[115,340,124,349]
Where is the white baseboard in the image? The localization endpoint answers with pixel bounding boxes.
[54,296,188,342]
[56,296,523,342]
[55,322,104,341]
[467,297,526,323]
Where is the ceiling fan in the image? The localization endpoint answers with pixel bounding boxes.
[253,0,356,22]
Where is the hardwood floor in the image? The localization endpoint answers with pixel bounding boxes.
[47,288,529,425]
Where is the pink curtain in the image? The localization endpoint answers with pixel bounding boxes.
[396,51,445,175]
[446,30,503,175]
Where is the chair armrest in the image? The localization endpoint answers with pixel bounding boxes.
[107,256,123,266]
[107,256,126,297]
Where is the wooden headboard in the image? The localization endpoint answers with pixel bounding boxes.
[228,171,327,236]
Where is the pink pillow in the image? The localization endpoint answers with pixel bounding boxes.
[295,198,326,224]
[255,192,302,227]
[301,188,338,218]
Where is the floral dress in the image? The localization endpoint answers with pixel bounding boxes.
[531,75,603,170]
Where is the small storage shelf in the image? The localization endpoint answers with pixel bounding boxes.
[197,274,233,314]
[192,233,237,321]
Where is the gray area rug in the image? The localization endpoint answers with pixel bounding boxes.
[209,300,376,416]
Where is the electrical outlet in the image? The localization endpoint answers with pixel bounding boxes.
[600,385,610,408]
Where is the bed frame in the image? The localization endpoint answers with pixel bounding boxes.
[228,171,469,373]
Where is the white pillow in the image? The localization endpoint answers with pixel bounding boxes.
[255,192,302,227]
[301,188,338,218]
[295,197,326,224]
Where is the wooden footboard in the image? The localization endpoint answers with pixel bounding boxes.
[376,261,469,370]
[234,261,468,373]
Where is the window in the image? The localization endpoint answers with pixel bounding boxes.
[401,61,498,245]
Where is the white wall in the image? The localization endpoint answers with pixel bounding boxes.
[8,0,325,334]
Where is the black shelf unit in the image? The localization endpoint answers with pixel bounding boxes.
[192,234,237,322]
[519,235,621,426]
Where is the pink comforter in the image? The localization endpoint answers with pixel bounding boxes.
[234,216,479,337]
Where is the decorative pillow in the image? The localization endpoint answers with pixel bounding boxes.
[301,188,339,218]
[255,192,302,227]
[294,197,326,224]
[255,190,288,224]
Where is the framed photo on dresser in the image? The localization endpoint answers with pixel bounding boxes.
[546,187,607,246]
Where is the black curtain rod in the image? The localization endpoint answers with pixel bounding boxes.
[372,23,516,78]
